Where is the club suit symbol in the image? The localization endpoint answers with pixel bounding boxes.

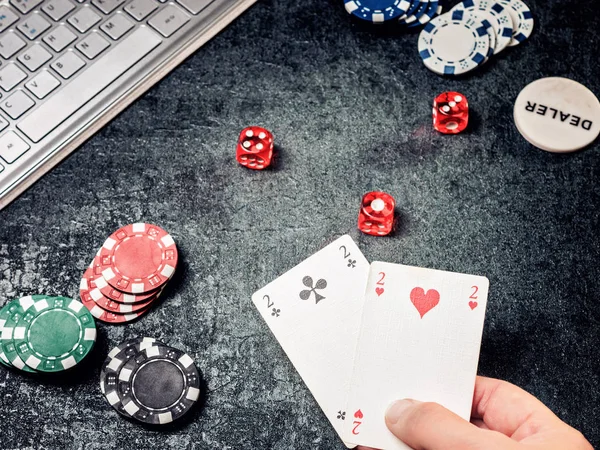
[299,276,327,304]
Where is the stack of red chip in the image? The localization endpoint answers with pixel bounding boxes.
[79,223,178,324]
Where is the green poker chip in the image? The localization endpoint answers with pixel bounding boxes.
[0,296,46,373]
[0,301,11,368]
[11,296,97,372]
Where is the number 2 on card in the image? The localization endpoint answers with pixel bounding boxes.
[264,295,274,308]
[470,286,478,299]
[375,272,385,297]
[339,245,351,259]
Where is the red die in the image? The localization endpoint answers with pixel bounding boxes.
[433,92,469,134]
[358,191,395,236]
[236,126,274,170]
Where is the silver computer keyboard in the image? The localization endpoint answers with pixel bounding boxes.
[0,0,255,210]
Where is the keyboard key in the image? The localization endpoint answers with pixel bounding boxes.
[92,0,126,14]
[68,7,102,33]
[43,25,78,52]
[0,115,9,132]
[17,13,52,41]
[0,131,30,164]
[176,0,212,15]
[10,0,43,14]
[100,12,134,40]
[18,27,162,143]
[51,51,85,79]
[1,90,35,119]
[0,33,27,59]
[42,0,76,21]
[148,5,189,37]
[124,0,158,21]
[0,6,20,33]
[26,70,60,99]
[76,32,110,59]
[0,64,27,91]
[18,44,53,72]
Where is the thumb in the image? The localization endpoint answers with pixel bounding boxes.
[385,400,512,450]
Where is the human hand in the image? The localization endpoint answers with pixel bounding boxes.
[356,376,592,450]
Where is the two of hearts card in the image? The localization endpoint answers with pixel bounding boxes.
[252,235,489,449]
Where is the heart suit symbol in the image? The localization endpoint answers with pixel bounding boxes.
[410,287,440,318]
[375,287,384,297]
[469,301,478,310]
[354,409,363,419]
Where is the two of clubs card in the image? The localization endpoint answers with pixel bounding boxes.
[252,235,489,449]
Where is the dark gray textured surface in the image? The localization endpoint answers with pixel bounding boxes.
[1,0,600,448]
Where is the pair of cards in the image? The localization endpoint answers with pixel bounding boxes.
[252,235,489,449]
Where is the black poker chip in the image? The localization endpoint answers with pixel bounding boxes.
[100,339,201,425]
[100,337,163,413]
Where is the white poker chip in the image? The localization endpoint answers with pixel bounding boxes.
[418,10,490,76]
[498,0,534,46]
[514,77,600,153]
[476,13,496,62]
[452,0,513,54]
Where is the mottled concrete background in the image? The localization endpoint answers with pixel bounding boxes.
[1,0,599,448]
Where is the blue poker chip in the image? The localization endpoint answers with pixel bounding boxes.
[418,9,490,75]
[399,0,421,21]
[344,0,412,23]
[400,0,428,25]
[407,0,441,28]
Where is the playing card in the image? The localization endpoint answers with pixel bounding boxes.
[252,235,369,443]
[343,261,489,449]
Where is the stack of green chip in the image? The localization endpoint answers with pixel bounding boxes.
[0,295,97,373]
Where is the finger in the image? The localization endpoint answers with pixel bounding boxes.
[385,399,515,450]
[471,418,490,430]
[472,376,562,439]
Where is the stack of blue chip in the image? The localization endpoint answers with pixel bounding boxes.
[344,0,445,28]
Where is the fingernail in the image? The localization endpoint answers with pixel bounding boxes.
[385,399,416,424]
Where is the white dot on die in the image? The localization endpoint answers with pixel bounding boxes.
[256,143,264,150]
[446,122,459,130]
[442,105,450,113]
[243,141,251,148]
[449,101,456,107]
[246,130,254,137]
[454,95,462,102]
[371,198,385,212]
[259,132,266,139]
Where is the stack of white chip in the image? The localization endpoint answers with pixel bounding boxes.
[418,0,534,76]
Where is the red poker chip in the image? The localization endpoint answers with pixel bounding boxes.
[98,223,178,294]
[80,267,156,313]
[90,255,159,304]
[80,276,152,324]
